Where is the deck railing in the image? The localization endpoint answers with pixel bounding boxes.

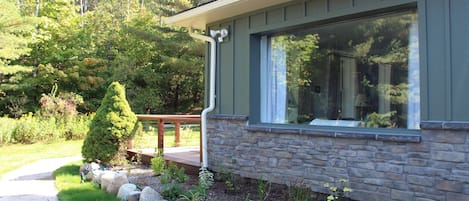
[134,114,201,160]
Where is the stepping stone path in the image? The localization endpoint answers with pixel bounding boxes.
[0,156,82,201]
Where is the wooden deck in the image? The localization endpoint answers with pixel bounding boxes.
[127,146,200,175]
[129,114,202,175]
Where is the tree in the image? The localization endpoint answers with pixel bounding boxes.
[81,82,137,165]
[0,0,36,117]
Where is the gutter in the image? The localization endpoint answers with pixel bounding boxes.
[189,31,216,168]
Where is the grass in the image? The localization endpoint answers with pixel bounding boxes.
[133,125,200,149]
[54,161,119,201]
[0,140,83,179]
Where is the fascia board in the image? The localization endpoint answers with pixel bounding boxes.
[166,0,292,30]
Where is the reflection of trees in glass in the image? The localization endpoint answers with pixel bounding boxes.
[265,11,418,128]
[271,34,321,123]
[349,13,417,128]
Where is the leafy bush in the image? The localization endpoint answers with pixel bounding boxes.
[161,183,183,200]
[0,117,18,144]
[81,82,138,165]
[151,155,165,175]
[63,113,95,140]
[7,113,93,144]
[38,84,84,122]
[12,113,58,144]
[164,162,188,183]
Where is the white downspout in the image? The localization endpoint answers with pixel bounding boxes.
[189,31,216,168]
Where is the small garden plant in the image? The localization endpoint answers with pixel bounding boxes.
[288,180,312,201]
[323,178,353,201]
[151,154,165,176]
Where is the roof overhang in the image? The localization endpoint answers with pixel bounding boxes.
[165,0,293,30]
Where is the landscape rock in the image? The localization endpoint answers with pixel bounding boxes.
[100,171,117,190]
[127,190,141,201]
[139,186,163,201]
[107,173,129,195]
[80,162,104,182]
[93,170,105,184]
[117,183,137,201]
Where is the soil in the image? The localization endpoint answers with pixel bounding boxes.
[123,164,333,201]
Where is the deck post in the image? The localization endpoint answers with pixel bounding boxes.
[158,119,164,154]
[175,121,181,147]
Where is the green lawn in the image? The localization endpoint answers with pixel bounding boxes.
[0,140,83,179]
[54,161,119,201]
[133,126,200,149]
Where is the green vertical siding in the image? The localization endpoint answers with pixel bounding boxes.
[421,0,469,121]
[218,22,235,114]
[449,0,469,120]
[234,18,250,115]
[422,0,449,120]
[206,0,469,121]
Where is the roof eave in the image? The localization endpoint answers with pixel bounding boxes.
[165,0,293,30]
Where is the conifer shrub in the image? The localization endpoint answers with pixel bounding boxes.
[81,82,138,165]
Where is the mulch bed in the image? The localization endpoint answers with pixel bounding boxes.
[123,164,341,201]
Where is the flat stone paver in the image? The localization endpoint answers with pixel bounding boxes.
[0,156,82,201]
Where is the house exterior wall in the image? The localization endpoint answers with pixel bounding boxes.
[203,0,469,200]
[207,115,469,201]
[208,0,469,122]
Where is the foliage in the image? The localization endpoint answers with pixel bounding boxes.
[161,182,184,201]
[164,162,188,183]
[179,166,214,201]
[151,155,165,175]
[81,82,138,165]
[180,186,206,201]
[0,140,83,179]
[214,165,236,193]
[197,166,214,198]
[323,178,353,201]
[0,117,17,144]
[53,162,120,201]
[288,180,312,201]
[133,125,200,149]
[0,0,35,64]
[1,0,204,117]
[257,177,272,201]
[0,113,93,145]
[364,111,397,128]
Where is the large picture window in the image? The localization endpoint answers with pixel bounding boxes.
[260,10,420,129]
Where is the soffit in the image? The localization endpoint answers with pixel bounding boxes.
[165,0,293,29]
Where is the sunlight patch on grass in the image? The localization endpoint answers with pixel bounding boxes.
[54,161,119,201]
[0,140,83,179]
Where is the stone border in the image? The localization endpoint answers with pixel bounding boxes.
[207,114,248,121]
[209,114,421,143]
[246,125,421,143]
[420,120,469,131]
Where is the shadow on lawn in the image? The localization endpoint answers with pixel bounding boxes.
[53,163,119,201]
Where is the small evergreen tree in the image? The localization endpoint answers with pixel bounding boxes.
[82,82,137,165]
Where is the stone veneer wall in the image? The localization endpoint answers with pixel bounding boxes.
[206,115,469,201]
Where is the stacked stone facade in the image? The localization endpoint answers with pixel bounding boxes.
[207,115,469,201]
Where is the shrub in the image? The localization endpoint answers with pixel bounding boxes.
[12,114,45,144]
[63,113,94,140]
[81,82,138,165]
[164,162,188,183]
[161,183,183,200]
[151,155,165,175]
[0,117,17,144]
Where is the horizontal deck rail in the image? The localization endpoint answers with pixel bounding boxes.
[135,114,202,162]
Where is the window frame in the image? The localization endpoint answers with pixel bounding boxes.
[248,7,422,138]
